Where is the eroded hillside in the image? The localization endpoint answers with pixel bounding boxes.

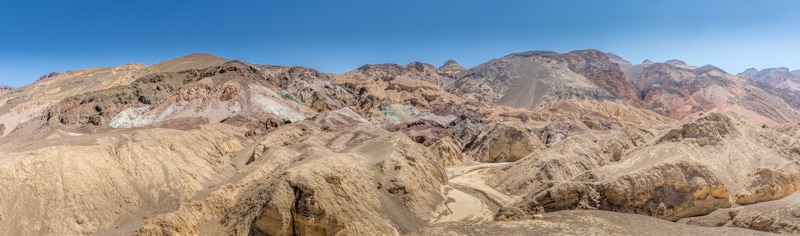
[1,51,799,235]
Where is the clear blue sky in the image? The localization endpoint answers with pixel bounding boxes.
[1,0,799,87]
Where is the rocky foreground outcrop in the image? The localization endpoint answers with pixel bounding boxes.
[135,109,448,235]
[464,121,544,163]
[438,60,466,79]
[0,121,245,235]
[679,192,800,234]
[493,111,800,222]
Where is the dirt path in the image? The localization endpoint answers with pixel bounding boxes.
[433,161,520,223]
[434,187,494,223]
[447,161,520,207]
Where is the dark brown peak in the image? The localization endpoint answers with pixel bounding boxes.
[404,61,437,72]
[665,59,688,66]
[198,60,263,79]
[439,60,467,80]
[440,59,465,68]
[287,66,326,78]
[441,59,464,68]
[37,71,61,81]
[0,85,13,90]
[219,60,255,69]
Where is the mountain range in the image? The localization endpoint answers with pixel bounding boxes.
[1,50,799,235]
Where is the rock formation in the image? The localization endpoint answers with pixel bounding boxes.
[679,192,800,234]
[1,51,800,235]
[438,60,466,79]
[739,67,800,110]
[492,111,800,223]
[447,50,639,111]
[626,61,800,124]
[464,121,544,163]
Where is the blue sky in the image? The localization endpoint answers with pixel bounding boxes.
[1,0,799,87]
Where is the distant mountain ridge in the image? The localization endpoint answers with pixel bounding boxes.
[606,55,800,125]
[447,49,640,111]
[738,67,800,110]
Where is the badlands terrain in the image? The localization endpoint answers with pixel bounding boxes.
[1,51,800,235]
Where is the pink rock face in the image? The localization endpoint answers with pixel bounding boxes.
[637,62,800,124]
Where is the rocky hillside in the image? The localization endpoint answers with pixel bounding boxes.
[438,60,466,79]
[447,50,640,110]
[739,67,800,89]
[1,51,799,235]
[605,52,653,82]
[739,67,800,110]
[493,111,800,221]
[609,59,800,125]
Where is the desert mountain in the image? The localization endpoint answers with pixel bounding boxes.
[354,62,456,88]
[438,60,466,79]
[605,52,654,82]
[1,51,799,235]
[739,67,800,110]
[608,59,800,125]
[447,50,640,111]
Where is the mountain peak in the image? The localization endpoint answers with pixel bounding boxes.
[148,53,228,73]
[439,59,466,78]
[738,68,759,78]
[441,59,461,67]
